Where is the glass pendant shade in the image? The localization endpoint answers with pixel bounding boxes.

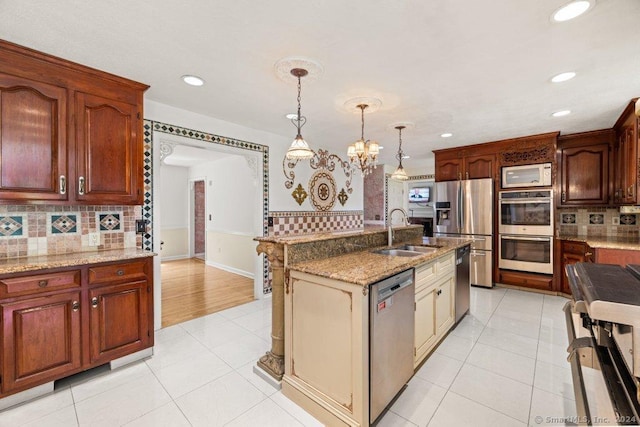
[391,165,408,180]
[354,139,366,154]
[368,141,380,156]
[391,125,409,180]
[286,134,314,160]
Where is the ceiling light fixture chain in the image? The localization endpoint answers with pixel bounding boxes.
[347,103,379,177]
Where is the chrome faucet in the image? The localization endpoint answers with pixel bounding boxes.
[388,208,409,246]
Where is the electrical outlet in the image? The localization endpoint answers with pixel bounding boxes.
[612,216,620,225]
[88,232,100,246]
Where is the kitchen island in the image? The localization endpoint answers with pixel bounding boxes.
[281,234,471,426]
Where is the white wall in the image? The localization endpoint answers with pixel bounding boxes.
[159,164,189,259]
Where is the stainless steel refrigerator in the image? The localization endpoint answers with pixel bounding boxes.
[434,178,493,288]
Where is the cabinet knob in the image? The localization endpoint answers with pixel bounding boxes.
[78,176,85,195]
[72,301,79,312]
[561,191,566,203]
[116,269,124,276]
[38,280,48,288]
[585,252,592,257]
[91,297,98,308]
[465,172,469,179]
[59,175,66,195]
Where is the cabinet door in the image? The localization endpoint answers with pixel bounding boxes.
[414,286,436,365]
[435,277,454,337]
[0,74,68,201]
[560,252,585,295]
[435,158,462,182]
[464,154,495,180]
[75,92,142,204]
[1,292,81,393]
[621,126,637,204]
[560,143,609,206]
[89,280,150,365]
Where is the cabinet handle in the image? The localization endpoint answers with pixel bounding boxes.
[585,252,592,257]
[561,191,566,203]
[38,280,48,288]
[78,176,85,195]
[629,185,635,198]
[465,172,469,179]
[116,269,124,276]
[59,175,66,195]
[458,172,462,180]
[91,297,98,308]
[72,301,79,312]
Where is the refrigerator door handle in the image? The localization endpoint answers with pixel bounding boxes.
[457,183,464,232]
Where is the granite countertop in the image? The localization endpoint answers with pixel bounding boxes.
[558,235,640,251]
[0,248,156,275]
[288,237,472,287]
[255,224,423,245]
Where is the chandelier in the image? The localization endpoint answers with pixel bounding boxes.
[285,68,314,160]
[347,104,379,176]
[390,125,409,180]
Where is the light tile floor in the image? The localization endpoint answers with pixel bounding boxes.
[0,287,582,426]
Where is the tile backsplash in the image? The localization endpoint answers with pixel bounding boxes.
[557,207,640,239]
[0,205,142,259]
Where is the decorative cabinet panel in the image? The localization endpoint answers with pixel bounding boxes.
[76,93,142,204]
[0,73,68,201]
[613,100,640,205]
[434,154,495,182]
[1,292,81,393]
[0,256,154,399]
[558,136,611,206]
[0,39,148,205]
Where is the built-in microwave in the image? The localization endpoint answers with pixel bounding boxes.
[501,163,551,189]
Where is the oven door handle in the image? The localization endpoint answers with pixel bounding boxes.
[500,235,551,242]
[499,199,552,204]
[564,301,595,425]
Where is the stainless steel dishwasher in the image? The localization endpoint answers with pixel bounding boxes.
[369,269,415,424]
[455,244,471,324]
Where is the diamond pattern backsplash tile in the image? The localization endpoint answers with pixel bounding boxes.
[0,216,24,237]
[98,212,122,232]
[50,213,79,234]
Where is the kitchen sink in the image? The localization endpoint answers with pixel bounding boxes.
[398,245,440,254]
[372,249,423,257]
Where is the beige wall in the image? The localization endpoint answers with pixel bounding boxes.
[160,227,189,260]
[206,231,256,278]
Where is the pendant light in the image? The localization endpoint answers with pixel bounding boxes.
[347,104,379,176]
[391,125,409,181]
[285,68,314,160]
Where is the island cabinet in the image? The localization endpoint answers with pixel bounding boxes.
[283,250,458,427]
[414,252,455,367]
[0,256,153,399]
[557,129,614,207]
[0,39,148,205]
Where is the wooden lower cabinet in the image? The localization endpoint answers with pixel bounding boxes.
[1,292,81,393]
[594,248,640,266]
[498,269,553,292]
[0,256,153,399]
[559,241,593,295]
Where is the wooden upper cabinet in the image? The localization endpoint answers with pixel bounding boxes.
[0,39,148,205]
[613,100,639,205]
[435,158,462,181]
[558,130,614,206]
[435,154,495,181]
[75,93,141,204]
[464,154,495,180]
[0,74,68,201]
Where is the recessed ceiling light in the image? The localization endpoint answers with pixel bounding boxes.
[285,113,298,119]
[552,1,593,22]
[551,71,577,83]
[440,133,453,138]
[378,146,384,150]
[181,75,205,86]
[552,110,571,117]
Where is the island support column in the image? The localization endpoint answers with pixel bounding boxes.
[256,241,285,380]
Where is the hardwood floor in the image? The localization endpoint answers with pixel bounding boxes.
[161,258,255,327]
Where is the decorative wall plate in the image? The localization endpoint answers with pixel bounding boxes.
[291,183,308,206]
[309,170,336,211]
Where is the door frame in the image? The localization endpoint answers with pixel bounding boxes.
[189,177,206,259]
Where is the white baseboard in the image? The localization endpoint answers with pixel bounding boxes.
[205,260,254,279]
[160,254,190,261]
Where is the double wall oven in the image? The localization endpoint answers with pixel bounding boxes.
[498,189,553,274]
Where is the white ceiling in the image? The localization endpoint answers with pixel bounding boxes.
[162,144,234,167]
[2,0,639,169]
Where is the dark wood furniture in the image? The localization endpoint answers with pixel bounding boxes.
[498,269,553,292]
[559,240,593,295]
[594,248,640,266]
[0,39,148,204]
[557,129,614,207]
[613,99,640,205]
[0,257,153,398]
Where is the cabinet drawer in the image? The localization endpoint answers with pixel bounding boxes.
[0,270,81,298]
[415,260,436,291]
[499,270,552,291]
[437,253,455,280]
[89,261,147,285]
[562,241,588,254]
